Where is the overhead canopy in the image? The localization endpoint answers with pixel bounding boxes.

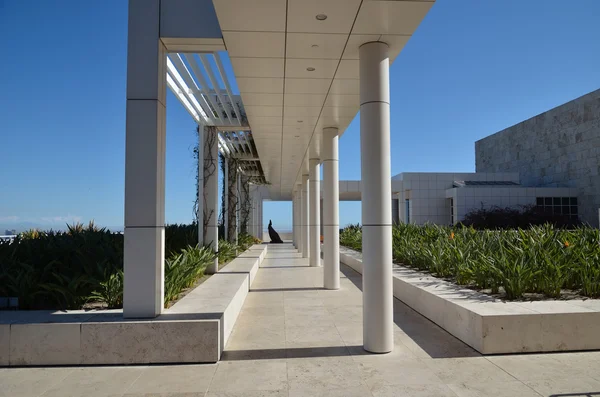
[168,0,436,199]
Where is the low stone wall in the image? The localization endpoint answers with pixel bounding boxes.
[0,244,268,366]
[339,246,600,354]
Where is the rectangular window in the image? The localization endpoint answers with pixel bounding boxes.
[405,199,410,224]
[449,198,454,225]
[536,197,578,220]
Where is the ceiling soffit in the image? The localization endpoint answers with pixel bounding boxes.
[213,0,434,200]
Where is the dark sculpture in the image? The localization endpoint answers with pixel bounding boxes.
[268,219,284,243]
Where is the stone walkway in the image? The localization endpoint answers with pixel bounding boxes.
[2,243,600,396]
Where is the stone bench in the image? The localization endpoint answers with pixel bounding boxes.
[0,244,268,366]
[339,246,600,354]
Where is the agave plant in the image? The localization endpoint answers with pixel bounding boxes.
[340,222,600,300]
[88,267,124,309]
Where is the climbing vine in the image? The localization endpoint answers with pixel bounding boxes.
[192,125,218,241]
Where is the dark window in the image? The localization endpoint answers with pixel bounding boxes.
[405,199,411,224]
[536,196,579,220]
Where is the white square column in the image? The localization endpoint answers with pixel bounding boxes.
[123,0,167,319]
[259,199,264,241]
[360,41,394,353]
[204,126,219,274]
[309,159,321,267]
[197,127,204,245]
[322,127,340,289]
[301,174,310,258]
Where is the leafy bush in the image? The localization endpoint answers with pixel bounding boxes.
[340,223,600,300]
[0,222,258,310]
[339,224,362,252]
[164,245,214,304]
[461,205,581,230]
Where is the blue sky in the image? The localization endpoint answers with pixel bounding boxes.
[1,0,599,232]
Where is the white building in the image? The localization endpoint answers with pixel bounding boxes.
[392,172,578,225]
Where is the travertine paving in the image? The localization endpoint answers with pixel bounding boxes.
[2,243,600,396]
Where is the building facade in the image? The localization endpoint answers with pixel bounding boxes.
[393,172,578,226]
[476,89,600,227]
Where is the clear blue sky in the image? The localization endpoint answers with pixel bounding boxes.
[1,0,599,232]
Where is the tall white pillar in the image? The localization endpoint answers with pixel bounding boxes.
[301,174,310,258]
[295,191,300,249]
[322,127,340,289]
[197,128,204,246]
[292,192,297,247]
[204,126,219,274]
[360,41,393,353]
[235,172,240,244]
[255,195,260,239]
[123,0,166,319]
[224,158,229,239]
[259,199,263,241]
[296,186,303,253]
[309,159,321,267]
[255,197,259,239]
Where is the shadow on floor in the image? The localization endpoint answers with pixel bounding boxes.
[550,394,600,397]
[340,264,480,359]
[221,345,360,361]
[259,265,310,269]
[250,287,325,292]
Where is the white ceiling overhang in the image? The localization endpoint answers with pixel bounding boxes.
[212,0,435,200]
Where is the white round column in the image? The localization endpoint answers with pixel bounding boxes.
[291,193,296,247]
[309,159,321,267]
[322,128,340,289]
[295,191,300,249]
[301,174,310,258]
[360,41,393,353]
[296,185,303,253]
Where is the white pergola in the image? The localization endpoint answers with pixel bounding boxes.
[124,0,434,354]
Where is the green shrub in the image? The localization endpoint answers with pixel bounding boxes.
[340,223,600,300]
[0,222,256,310]
[164,245,214,305]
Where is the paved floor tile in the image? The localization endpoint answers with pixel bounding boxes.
[370,383,459,397]
[288,385,373,397]
[287,356,366,392]
[487,354,584,382]
[123,365,216,395]
[42,366,145,397]
[446,381,542,397]
[424,357,517,384]
[0,367,74,397]
[524,376,600,396]
[356,357,445,388]
[206,391,288,397]
[209,360,288,392]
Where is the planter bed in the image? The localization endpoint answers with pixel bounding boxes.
[340,246,600,354]
[0,244,267,366]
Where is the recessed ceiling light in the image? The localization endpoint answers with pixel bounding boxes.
[306,67,315,72]
[295,135,300,138]
[316,14,327,21]
[297,120,303,123]
[311,44,319,48]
